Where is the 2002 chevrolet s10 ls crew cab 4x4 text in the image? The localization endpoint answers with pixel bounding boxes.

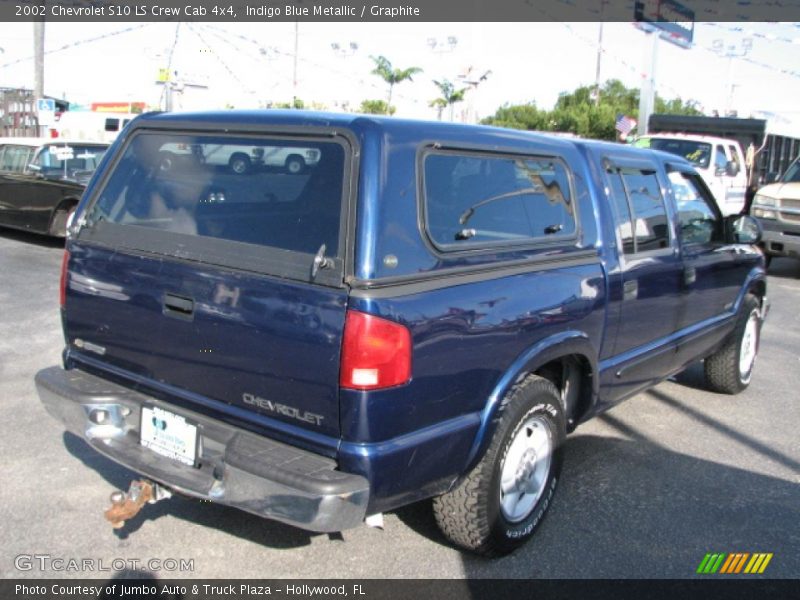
[36,111,767,556]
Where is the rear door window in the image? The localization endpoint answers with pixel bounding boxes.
[82,131,349,284]
[423,151,576,250]
[667,170,721,246]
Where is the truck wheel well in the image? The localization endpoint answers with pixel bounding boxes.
[749,280,766,305]
[48,198,79,237]
[533,355,593,432]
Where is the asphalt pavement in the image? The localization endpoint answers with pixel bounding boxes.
[0,228,798,580]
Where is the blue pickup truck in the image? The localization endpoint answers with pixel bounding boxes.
[36,111,767,556]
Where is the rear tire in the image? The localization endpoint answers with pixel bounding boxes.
[432,375,565,556]
[49,204,76,238]
[704,294,761,394]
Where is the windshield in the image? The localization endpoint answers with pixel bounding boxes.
[634,137,712,169]
[33,144,108,179]
[781,158,800,183]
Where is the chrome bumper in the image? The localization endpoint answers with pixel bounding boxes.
[35,366,369,532]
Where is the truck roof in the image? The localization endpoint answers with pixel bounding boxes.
[637,132,744,147]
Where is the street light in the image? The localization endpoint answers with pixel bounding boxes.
[458,67,492,124]
[427,36,458,54]
[712,37,753,116]
[331,42,358,58]
[330,41,359,112]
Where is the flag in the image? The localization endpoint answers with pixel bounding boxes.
[615,114,638,136]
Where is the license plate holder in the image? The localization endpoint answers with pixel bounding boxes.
[140,405,198,467]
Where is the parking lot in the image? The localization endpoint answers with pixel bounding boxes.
[0,228,798,580]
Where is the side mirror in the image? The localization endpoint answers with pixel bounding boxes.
[725,214,762,244]
[725,160,740,177]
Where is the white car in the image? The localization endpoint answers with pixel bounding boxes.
[159,142,320,174]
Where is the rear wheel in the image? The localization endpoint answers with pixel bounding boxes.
[704,294,761,394]
[432,375,565,556]
[49,204,76,238]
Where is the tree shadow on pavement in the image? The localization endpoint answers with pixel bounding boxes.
[396,414,799,578]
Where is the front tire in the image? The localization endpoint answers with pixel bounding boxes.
[285,154,305,174]
[229,153,251,175]
[704,294,761,394]
[433,375,565,556]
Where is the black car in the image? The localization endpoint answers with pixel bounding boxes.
[0,138,108,237]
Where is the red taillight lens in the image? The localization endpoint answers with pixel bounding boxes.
[340,310,412,391]
[59,250,70,308]
[49,128,59,138]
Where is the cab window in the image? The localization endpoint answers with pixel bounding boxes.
[423,151,576,250]
[714,145,728,173]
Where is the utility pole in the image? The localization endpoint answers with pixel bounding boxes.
[712,38,752,116]
[292,21,299,107]
[33,20,45,135]
[594,23,604,106]
[593,0,608,106]
[637,30,658,136]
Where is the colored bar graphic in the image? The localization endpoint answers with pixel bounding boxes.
[697,553,713,574]
[733,553,750,573]
[720,553,736,574]
[758,554,773,573]
[701,552,773,575]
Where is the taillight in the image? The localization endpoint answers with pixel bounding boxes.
[340,310,412,390]
[49,128,59,138]
[59,250,70,308]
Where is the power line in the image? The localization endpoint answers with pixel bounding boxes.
[158,23,182,110]
[202,24,425,106]
[700,23,800,47]
[186,24,248,94]
[0,24,151,70]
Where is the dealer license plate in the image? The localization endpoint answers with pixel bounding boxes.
[140,406,198,466]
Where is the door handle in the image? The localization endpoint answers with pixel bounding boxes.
[623,280,638,301]
[163,293,194,320]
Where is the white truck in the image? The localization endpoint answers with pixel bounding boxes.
[633,133,748,215]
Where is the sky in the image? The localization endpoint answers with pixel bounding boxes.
[1,21,799,135]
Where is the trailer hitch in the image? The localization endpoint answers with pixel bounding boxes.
[104,479,171,529]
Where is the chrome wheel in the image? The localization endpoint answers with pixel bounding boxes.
[499,415,553,523]
[739,309,759,382]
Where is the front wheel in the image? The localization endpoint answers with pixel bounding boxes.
[228,153,251,175]
[433,375,565,556]
[704,294,762,394]
[285,155,305,174]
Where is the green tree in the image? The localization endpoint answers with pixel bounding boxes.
[370,55,422,114]
[273,98,305,109]
[480,102,549,131]
[430,79,468,121]
[482,79,702,141]
[359,99,396,115]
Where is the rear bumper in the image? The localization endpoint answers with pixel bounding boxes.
[35,366,369,532]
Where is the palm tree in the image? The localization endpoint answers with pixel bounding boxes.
[432,79,468,121]
[370,55,422,114]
